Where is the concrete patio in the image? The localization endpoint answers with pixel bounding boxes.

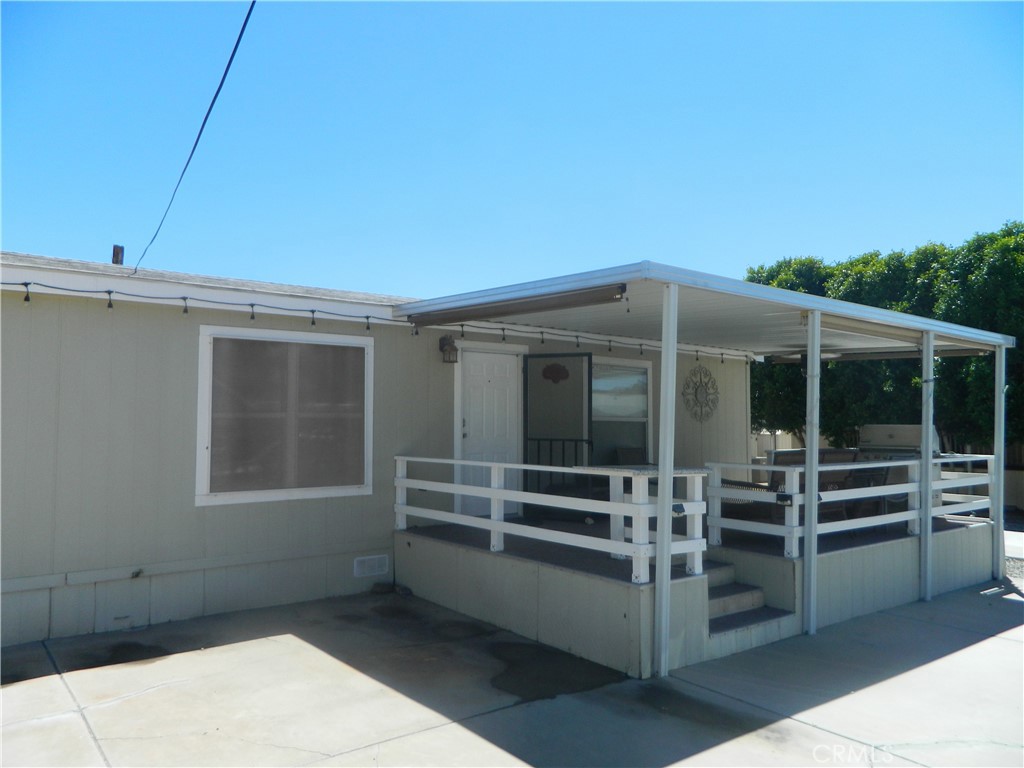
[2,573,1022,767]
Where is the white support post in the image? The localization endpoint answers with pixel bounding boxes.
[992,346,1006,579]
[920,332,935,601]
[610,475,626,559]
[632,477,651,583]
[395,458,408,530]
[685,475,703,575]
[906,463,920,535]
[784,467,801,559]
[654,282,679,678]
[490,464,505,552]
[802,311,821,635]
[708,466,722,547]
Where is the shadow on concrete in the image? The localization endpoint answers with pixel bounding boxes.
[2,574,1022,767]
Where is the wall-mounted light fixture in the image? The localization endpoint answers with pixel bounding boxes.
[439,334,459,363]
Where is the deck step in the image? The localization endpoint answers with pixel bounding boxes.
[703,560,735,588]
[708,605,794,636]
[708,582,764,618]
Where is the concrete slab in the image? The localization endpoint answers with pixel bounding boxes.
[2,712,106,767]
[2,579,1021,767]
[671,579,1024,767]
[1005,530,1023,559]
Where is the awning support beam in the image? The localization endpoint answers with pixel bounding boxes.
[993,346,1006,579]
[654,282,679,677]
[920,332,935,601]
[802,310,821,635]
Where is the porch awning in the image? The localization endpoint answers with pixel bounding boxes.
[396,261,1016,359]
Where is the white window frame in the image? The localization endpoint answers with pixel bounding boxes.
[592,356,653,463]
[195,325,374,506]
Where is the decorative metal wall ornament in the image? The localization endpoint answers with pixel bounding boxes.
[682,364,720,422]
[542,363,570,384]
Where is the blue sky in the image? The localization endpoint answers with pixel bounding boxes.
[3,2,1021,299]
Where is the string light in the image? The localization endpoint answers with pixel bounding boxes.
[1,280,750,362]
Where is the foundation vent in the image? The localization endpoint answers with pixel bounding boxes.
[353,554,389,578]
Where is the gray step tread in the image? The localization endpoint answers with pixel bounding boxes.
[707,582,760,600]
[709,606,793,635]
[702,560,735,587]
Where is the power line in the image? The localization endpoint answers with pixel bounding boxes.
[132,0,257,274]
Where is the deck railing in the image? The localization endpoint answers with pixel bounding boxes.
[394,456,706,584]
[706,455,995,558]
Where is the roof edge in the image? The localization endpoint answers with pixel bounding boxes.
[397,259,1015,350]
[1,251,412,310]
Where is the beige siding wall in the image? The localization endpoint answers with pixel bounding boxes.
[816,537,920,628]
[2,293,751,646]
[671,352,751,469]
[814,523,993,630]
[1,292,457,644]
[932,522,993,596]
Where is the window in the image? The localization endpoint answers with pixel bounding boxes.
[591,360,651,466]
[196,326,373,505]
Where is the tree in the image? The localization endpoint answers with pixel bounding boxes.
[746,223,1022,451]
[746,257,831,445]
[933,223,1024,448]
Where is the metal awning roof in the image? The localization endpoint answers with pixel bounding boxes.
[396,261,1016,359]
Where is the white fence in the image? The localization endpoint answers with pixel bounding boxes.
[394,457,706,584]
[707,455,995,558]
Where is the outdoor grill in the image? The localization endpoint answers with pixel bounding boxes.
[857,423,940,461]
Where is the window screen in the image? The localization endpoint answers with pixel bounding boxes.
[209,338,366,493]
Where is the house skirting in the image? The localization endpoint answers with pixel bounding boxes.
[396,520,994,676]
[1,548,392,646]
[395,529,708,678]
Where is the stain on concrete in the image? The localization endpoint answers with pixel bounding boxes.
[489,641,624,702]
[431,619,493,642]
[334,613,369,624]
[372,603,421,621]
[103,641,170,665]
[635,682,775,736]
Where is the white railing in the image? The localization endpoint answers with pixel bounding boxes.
[707,455,994,559]
[394,457,706,584]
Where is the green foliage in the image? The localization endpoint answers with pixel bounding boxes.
[746,223,1022,449]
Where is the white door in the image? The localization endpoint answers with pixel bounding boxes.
[460,350,521,516]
